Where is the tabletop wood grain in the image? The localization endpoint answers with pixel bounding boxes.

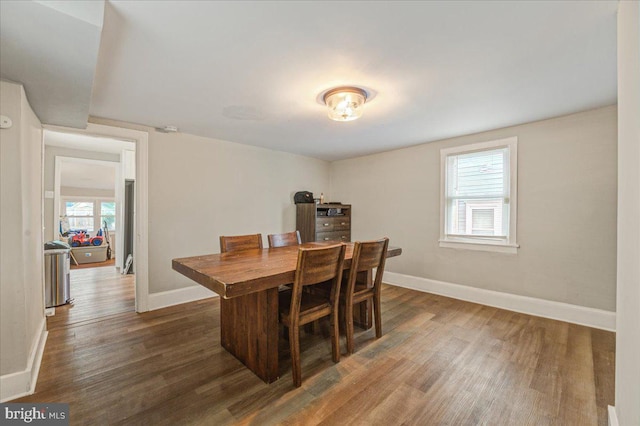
[172,242,402,299]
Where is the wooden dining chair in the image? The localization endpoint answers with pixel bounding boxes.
[267,230,302,248]
[268,231,302,292]
[219,233,263,253]
[341,237,389,355]
[278,243,346,387]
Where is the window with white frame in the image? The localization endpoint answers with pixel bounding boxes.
[440,137,518,253]
[62,198,116,232]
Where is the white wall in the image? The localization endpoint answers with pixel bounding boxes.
[90,118,331,294]
[330,105,617,312]
[0,81,44,397]
[42,146,119,241]
[1,81,28,376]
[148,131,330,293]
[614,1,640,425]
[20,81,45,378]
[60,186,115,198]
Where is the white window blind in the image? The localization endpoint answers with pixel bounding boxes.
[64,201,95,231]
[446,147,509,239]
[440,137,518,253]
[62,198,116,232]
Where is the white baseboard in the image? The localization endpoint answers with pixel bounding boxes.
[608,406,618,426]
[384,272,616,331]
[148,285,218,311]
[0,318,48,402]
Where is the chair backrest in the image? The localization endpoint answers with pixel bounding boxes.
[267,231,302,248]
[290,243,346,315]
[345,237,390,296]
[219,233,263,253]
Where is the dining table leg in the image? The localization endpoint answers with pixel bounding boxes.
[219,287,280,383]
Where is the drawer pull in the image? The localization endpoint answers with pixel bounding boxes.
[323,223,330,227]
[341,236,347,240]
[324,237,330,241]
[341,222,346,225]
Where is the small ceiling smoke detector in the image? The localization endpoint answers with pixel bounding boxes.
[156,125,178,133]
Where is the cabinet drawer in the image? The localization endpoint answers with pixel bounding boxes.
[316,218,335,232]
[315,216,350,232]
[332,217,350,231]
[316,231,350,242]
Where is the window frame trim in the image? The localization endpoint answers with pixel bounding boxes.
[439,136,519,254]
[61,196,116,232]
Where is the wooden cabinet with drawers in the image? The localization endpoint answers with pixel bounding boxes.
[296,203,351,243]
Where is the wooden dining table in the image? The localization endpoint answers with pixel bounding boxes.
[172,241,402,383]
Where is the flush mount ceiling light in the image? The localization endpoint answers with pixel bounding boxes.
[322,86,368,122]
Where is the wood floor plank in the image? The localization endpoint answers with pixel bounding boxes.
[591,328,616,426]
[13,268,614,425]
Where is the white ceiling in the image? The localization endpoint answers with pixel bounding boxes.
[4,1,618,161]
[44,130,135,154]
[0,1,104,128]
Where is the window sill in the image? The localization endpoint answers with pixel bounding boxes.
[439,239,519,254]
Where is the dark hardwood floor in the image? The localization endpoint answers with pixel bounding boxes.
[17,267,615,425]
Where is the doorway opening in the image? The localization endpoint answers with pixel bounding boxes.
[54,156,120,271]
[42,123,149,316]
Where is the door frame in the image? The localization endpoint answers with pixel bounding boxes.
[44,123,150,312]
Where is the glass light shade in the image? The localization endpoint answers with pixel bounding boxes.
[323,87,367,122]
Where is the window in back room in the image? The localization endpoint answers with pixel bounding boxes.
[63,198,116,232]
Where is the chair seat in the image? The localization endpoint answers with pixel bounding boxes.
[279,291,331,326]
[305,280,333,296]
[312,281,374,306]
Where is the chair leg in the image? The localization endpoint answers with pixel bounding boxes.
[330,311,341,363]
[345,302,354,355]
[373,294,382,339]
[289,325,301,387]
